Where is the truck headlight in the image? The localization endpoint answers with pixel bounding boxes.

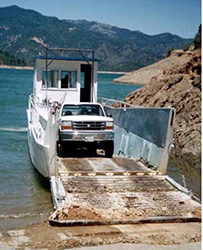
[106,121,114,130]
[60,121,72,130]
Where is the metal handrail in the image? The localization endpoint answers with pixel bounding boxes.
[47,47,94,53]
[43,47,96,103]
[101,97,141,108]
[100,97,174,110]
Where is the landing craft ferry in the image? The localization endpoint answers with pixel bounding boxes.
[27,47,201,225]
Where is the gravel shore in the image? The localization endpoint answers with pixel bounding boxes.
[0,221,201,250]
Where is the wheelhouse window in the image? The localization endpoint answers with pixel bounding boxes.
[42,70,77,89]
[62,104,105,116]
[42,70,59,88]
[61,71,77,89]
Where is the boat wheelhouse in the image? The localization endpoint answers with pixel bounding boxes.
[33,48,98,105]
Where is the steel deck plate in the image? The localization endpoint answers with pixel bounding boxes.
[50,156,201,225]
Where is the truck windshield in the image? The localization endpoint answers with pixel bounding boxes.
[62,104,105,116]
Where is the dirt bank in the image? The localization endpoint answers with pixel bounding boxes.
[114,49,196,85]
[118,47,201,169]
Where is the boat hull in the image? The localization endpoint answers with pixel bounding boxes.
[27,126,51,178]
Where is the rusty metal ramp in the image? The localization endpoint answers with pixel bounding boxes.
[49,156,201,226]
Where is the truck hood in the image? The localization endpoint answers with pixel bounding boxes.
[59,115,113,122]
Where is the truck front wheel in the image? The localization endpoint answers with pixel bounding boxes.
[105,141,114,158]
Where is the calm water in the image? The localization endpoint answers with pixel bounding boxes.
[0,69,200,229]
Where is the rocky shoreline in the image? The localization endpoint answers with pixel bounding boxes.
[115,47,201,170]
[0,64,33,70]
[114,49,195,85]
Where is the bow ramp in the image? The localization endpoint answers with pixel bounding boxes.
[49,156,201,226]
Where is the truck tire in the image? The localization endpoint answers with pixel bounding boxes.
[105,141,114,158]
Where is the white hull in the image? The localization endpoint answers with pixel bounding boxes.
[27,126,51,178]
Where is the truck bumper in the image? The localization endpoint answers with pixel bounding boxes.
[60,130,114,142]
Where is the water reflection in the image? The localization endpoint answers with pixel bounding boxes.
[167,158,201,199]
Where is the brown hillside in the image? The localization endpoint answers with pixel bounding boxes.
[123,48,201,169]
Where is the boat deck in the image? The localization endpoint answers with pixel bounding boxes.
[50,156,201,225]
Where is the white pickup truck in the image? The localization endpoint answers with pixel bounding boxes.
[57,103,114,157]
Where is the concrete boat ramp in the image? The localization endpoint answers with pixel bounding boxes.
[49,156,201,226]
[0,223,201,249]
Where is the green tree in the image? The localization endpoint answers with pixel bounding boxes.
[193,25,201,49]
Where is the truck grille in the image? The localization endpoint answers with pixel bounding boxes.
[72,121,105,130]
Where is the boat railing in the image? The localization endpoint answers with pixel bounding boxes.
[100,97,142,109]
[29,94,48,109]
[28,94,50,143]
[101,97,174,111]
[101,97,176,174]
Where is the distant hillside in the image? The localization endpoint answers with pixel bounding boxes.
[0,5,193,71]
[0,50,26,66]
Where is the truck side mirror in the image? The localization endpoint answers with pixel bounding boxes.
[107,113,112,117]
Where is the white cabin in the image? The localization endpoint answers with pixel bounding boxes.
[33,54,98,105]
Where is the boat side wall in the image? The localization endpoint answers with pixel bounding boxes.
[27,126,50,178]
[104,106,174,173]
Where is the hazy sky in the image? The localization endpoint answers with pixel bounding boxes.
[0,0,201,38]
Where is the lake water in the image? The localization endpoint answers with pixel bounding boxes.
[0,69,200,229]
